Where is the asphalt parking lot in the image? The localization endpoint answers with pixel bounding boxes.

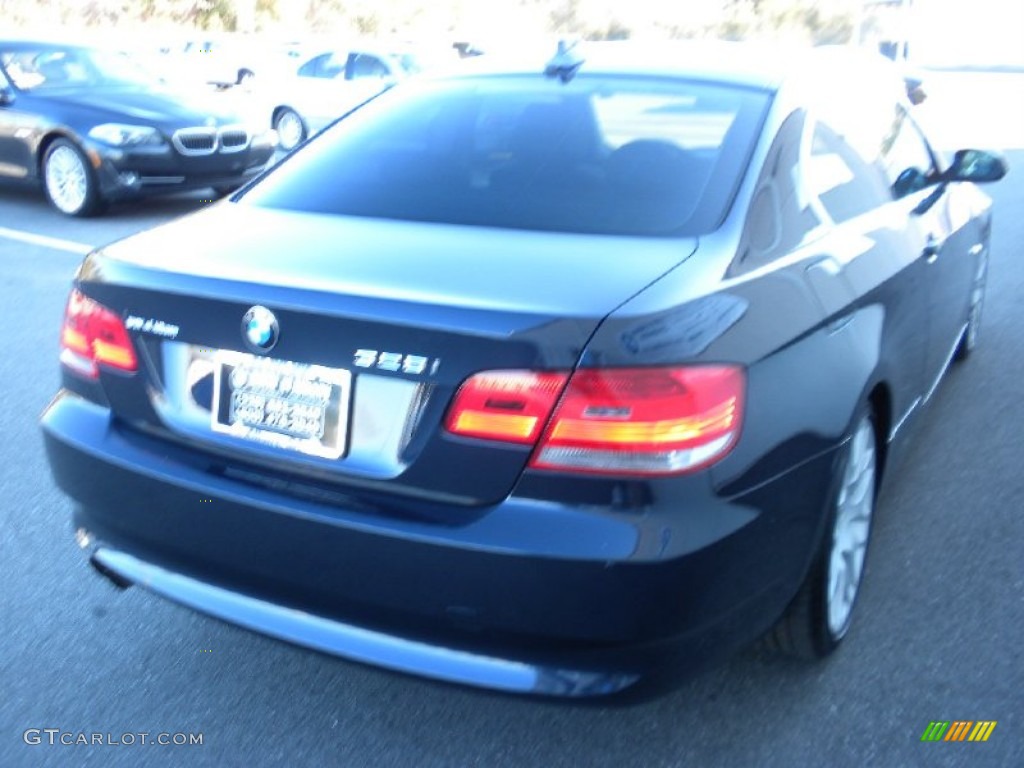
[1,70,1022,767]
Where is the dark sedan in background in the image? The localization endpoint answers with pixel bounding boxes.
[0,39,276,216]
[41,42,1006,696]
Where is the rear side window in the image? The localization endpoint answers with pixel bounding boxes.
[733,110,822,272]
[808,120,892,223]
[243,75,771,236]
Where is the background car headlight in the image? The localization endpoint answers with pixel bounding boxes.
[87,124,165,147]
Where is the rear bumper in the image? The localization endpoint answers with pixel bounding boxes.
[42,390,839,695]
[89,547,636,696]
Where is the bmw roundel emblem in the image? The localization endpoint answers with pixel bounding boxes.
[242,306,279,353]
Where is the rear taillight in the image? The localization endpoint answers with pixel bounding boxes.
[530,366,744,475]
[445,370,570,443]
[59,289,138,379]
[446,365,744,476]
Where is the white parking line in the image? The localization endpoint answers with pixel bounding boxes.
[0,226,93,255]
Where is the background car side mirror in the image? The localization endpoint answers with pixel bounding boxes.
[903,75,926,105]
[943,149,1009,184]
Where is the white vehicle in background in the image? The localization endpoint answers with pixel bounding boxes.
[153,37,303,90]
[855,0,927,104]
[260,45,459,151]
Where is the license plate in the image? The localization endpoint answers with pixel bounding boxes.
[210,350,350,459]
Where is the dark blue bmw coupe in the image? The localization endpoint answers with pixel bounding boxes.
[41,41,1006,696]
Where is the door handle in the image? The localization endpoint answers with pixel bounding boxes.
[922,234,945,264]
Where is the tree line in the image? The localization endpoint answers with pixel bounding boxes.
[3,0,861,45]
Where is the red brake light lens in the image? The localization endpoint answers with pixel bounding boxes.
[530,366,745,475]
[445,365,745,475]
[59,289,138,379]
[445,370,569,444]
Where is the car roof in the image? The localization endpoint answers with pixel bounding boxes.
[0,38,73,47]
[299,44,425,59]
[434,40,899,94]
[0,37,103,53]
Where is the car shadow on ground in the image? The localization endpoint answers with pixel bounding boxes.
[0,179,218,227]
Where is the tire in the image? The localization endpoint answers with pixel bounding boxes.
[42,138,103,217]
[954,249,988,362]
[274,108,307,152]
[236,68,255,86]
[763,408,878,659]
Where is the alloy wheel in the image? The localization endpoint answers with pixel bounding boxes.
[826,415,876,638]
[276,110,305,151]
[965,254,988,353]
[44,144,90,214]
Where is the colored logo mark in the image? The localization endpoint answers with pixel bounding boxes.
[921,721,997,742]
[241,305,279,353]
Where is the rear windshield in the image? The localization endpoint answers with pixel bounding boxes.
[242,74,771,236]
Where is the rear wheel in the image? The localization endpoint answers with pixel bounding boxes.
[42,138,102,217]
[955,250,988,361]
[764,409,878,658]
[274,108,306,151]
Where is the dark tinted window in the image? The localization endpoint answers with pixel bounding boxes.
[734,110,822,271]
[242,75,771,236]
[808,120,892,223]
[349,54,389,79]
[298,52,344,79]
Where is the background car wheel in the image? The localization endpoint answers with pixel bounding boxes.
[274,108,307,151]
[42,139,102,217]
[762,408,878,659]
[236,68,255,86]
[955,251,988,361]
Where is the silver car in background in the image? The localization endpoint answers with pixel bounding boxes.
[257,45,460,150]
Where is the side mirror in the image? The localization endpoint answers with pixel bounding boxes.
[902,69,927,105]
[943,149,1009,184]
[0,86,14,106]
[905,79,927,105]
[893,167,930,198]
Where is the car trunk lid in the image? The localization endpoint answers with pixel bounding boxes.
[75,204,697,506]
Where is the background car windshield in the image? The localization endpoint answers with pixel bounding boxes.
[242,75,770,236]
[1,47,156,90]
